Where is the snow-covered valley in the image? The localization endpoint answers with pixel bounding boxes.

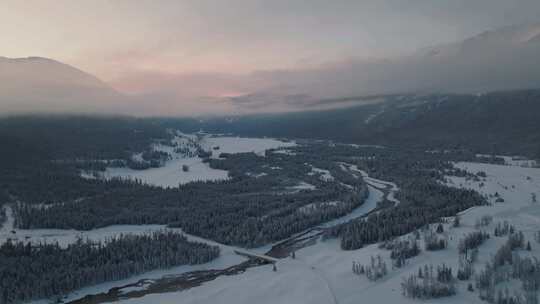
[2,137,539,304]
[105,161,540,304]
[3,11,540,304]
[84,134,296,188]
[1,147,394,304]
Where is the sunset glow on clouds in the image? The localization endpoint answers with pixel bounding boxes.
[2,0,540,115]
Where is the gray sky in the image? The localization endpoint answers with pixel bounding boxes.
[2,0,540,114]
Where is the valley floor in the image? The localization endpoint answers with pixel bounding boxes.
[0,161,390,304]
[93,161,539,304]
[2,148,539,304]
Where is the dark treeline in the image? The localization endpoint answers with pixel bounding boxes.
[0,116,169,160]
[0,231,219,304]
[0,116,170,209]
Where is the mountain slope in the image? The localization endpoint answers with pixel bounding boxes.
[228,22,540,112]
[165,90,540,158]
[0,56,129,114]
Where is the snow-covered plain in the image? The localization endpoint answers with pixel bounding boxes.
[200,136,296,158]
[7,156,540,304]
[308,166,334,181]
[112,162,539,304]
[3,162,385,304]
[103,157,229,188]
[90,134,296,188]
[1,218,170,248]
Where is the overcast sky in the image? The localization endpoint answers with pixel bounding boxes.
[2,0,540,106]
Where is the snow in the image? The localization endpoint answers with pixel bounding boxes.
[298,201,341,215]
[364,107,385,124]
[16,224,248,304]
[108,177,389,304]
[14,160,540,304]
[319,185,382,228]
[308,166,334,181]
[446,162,540,223]
[342,163,400,206]
[200,136,296,158]
[51,249,244,304]
[1,221,169,248]
[118,280,155,294]
[80,170,98,179]
[12,167,386,304]
[347,144,385,149]
[246,172,268,178]
[131,152,144,162]
[88,134,295,188]
[110,162,539,304]
[272,149,297,156]
[0,205,15,236]
[476,154,538,168]
[103,157,229,188]
[288,181,317,192]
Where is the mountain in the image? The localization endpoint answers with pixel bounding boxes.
[420,22,540,57]
[228,23,540,111]
[164,90,540,158]
[0,56,129,115]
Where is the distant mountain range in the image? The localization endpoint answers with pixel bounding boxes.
[1,22,540,115]
[165,90,540,159]
[229,22,540,111]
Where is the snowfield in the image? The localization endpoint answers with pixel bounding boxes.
[103,156,229,188]
[200,136,296,158]
[2,163,385,304]
[308,166,334,181]
[86,134,296,188]
[6,159,540,304]
[446,162,540,227]
[114,162,539,304]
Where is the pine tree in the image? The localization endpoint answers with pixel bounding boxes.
[436,223,444,234]
[453,216,461,228]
